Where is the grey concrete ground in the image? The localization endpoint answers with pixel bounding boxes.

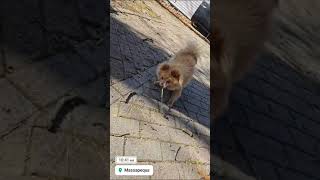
[110,1,210,179]
[2,0,318,180]
[0,0,107,179]
[213,52,320,180]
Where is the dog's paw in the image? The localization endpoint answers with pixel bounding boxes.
[167,101,174,108]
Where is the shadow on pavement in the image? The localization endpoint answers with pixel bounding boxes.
[110,9,210,146]
[0,0,108,179]
[213,53,320,179]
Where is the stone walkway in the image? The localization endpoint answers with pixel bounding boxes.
[0,0,107,179]
[110,1,210,179]
[3,0,318,179]
[0,44,107,180]
[213,52,320,180]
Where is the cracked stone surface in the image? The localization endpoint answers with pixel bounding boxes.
[0,79,36,134]
[0,126,30,176]
[110,0,210,179]
[213,54,320,180]
[0,0,107,178]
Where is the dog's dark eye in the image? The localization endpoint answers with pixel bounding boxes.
[167,80,171,84]
[161,77,164,80]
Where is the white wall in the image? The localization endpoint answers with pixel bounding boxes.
[168,0,203,19]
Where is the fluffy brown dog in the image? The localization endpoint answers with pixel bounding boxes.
[155,42,199,107]
[212,0,279,119]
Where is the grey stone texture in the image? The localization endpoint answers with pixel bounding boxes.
[110,0,210,179]
[0,0,107,179]
[213,53,320,180]
[0,79,37,134]
[0,126,30,176]
[124,138,162,161]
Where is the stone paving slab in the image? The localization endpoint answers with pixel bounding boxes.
[0,79,37,134]
[111,116,140,137]
[1,0,46,70]
[0,64,107,180]
[72,77,106,107]
[124,138,162,161]
[140,122,172,142]
[150,162,181,179]
[0,126,30,176]
[110,136,125,161]
[7,53,96,107]
[74,40,107,74]
[27,128,107,180]
[213,54,320,180]
[110,0,210,179]
[59,106,107,144]
[1,0,107,179]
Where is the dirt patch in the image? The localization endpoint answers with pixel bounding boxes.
[111,0,160,19]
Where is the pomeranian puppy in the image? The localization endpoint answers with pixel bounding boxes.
[155,42,199,107]
[212,0,279,119]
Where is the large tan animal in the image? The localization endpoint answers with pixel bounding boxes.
[212,0,279,119]
[155,42,199,107]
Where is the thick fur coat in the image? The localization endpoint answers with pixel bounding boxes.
[212,0,279,119]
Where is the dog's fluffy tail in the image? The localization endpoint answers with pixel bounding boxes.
[176,41,200,63]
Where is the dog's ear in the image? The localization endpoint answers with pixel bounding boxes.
[171,69,180,80]
[160,63,170,71]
